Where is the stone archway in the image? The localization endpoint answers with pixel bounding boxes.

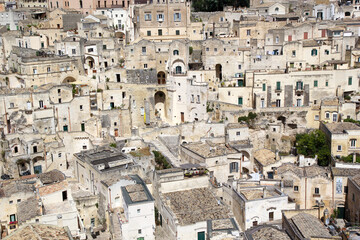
[154,91,166,119]
[63,76,76,83]
[16,159,31,176]
[85,56,95,69]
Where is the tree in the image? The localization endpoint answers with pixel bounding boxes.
[296,130,331,166]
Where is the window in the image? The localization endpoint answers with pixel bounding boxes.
[62,191,67,201]
[228,91,231,96]
[147,31,151,36]
[246,29,251,36]
[58,98,62,103]
[276,99,281,107]
[337,145,342,151]
[269,212,274,221]
[173,50,179,55]
[88,48,94,53]
[91,218,95,227]
[314,115,319,121]
[311,49,318,56]
[47,67,51,72]
[9,200,13,204]
[14,146,18,153]
[292,50,296,57]
[348,77,352,85]
[83,145,87,150]
[206,47,209,51]
[296,81,303,90]
[197,95,200,103]
[157,13,164,21]
[137,209,141,213]
[175,66,182,74]
[325,49,329,55]
[325,112,330,119]
[145,13,152,21]
[81,123,85,132]
[230,162,238,173]
[178,95,181,101]
[39,100,44,109]
[304,32,308,39]
[174,12,181,21]
[10,214,16,222]
[236,131,240,136]
[326,81,329,87]
[275,36,279,43]
[33,69,37,74]
[314,80,318,87]
[63,125,68,132]
[176,30,180,35]
[262,83,266,91]
[144,64,148,69]
[276,81,281,90]
[296,99,302,107]
[315,188,319,194]
[33,146,37,153]
[138,229,142,234]
[158,29,162,36]
[294,186,299,192]
[238,97,243,105]
[80,105,83,111]
[353,193,355,201]
[350,139,357,148]
[191,94,194,103]
[17,199,21,203]
[142,47,146,54]
[332,113,338,122]
[275,7,279,12]
[58,153,62,157]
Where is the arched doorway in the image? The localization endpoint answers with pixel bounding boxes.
[215,64,222,80]
[17,159,30,176]
[32,156,44,174]
[85,56,95,69]
[63,76,76,83]
[157,71,166,84]
[154,91,166,119]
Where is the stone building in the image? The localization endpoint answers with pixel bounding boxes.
[346,174,360,225]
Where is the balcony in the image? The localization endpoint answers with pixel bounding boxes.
[295,88,304,94]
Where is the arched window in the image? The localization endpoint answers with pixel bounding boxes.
[14,146,18,153]
[173,50,179,56]
[275,7,279,12]
[175,66,182,74]
[311,49,318,56]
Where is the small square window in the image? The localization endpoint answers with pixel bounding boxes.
[9,200,13,204]
[236,131,240,136]
[294,186,299,191]
[137,209,140,213]
[138,229,142,234]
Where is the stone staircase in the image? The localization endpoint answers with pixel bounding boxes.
[152,139,181,167]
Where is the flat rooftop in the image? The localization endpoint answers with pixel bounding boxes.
[74,147,133,172]
[121,175,154,205]
[240,188,281,201]
[162,187,230,226]
[182,141,238,158]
